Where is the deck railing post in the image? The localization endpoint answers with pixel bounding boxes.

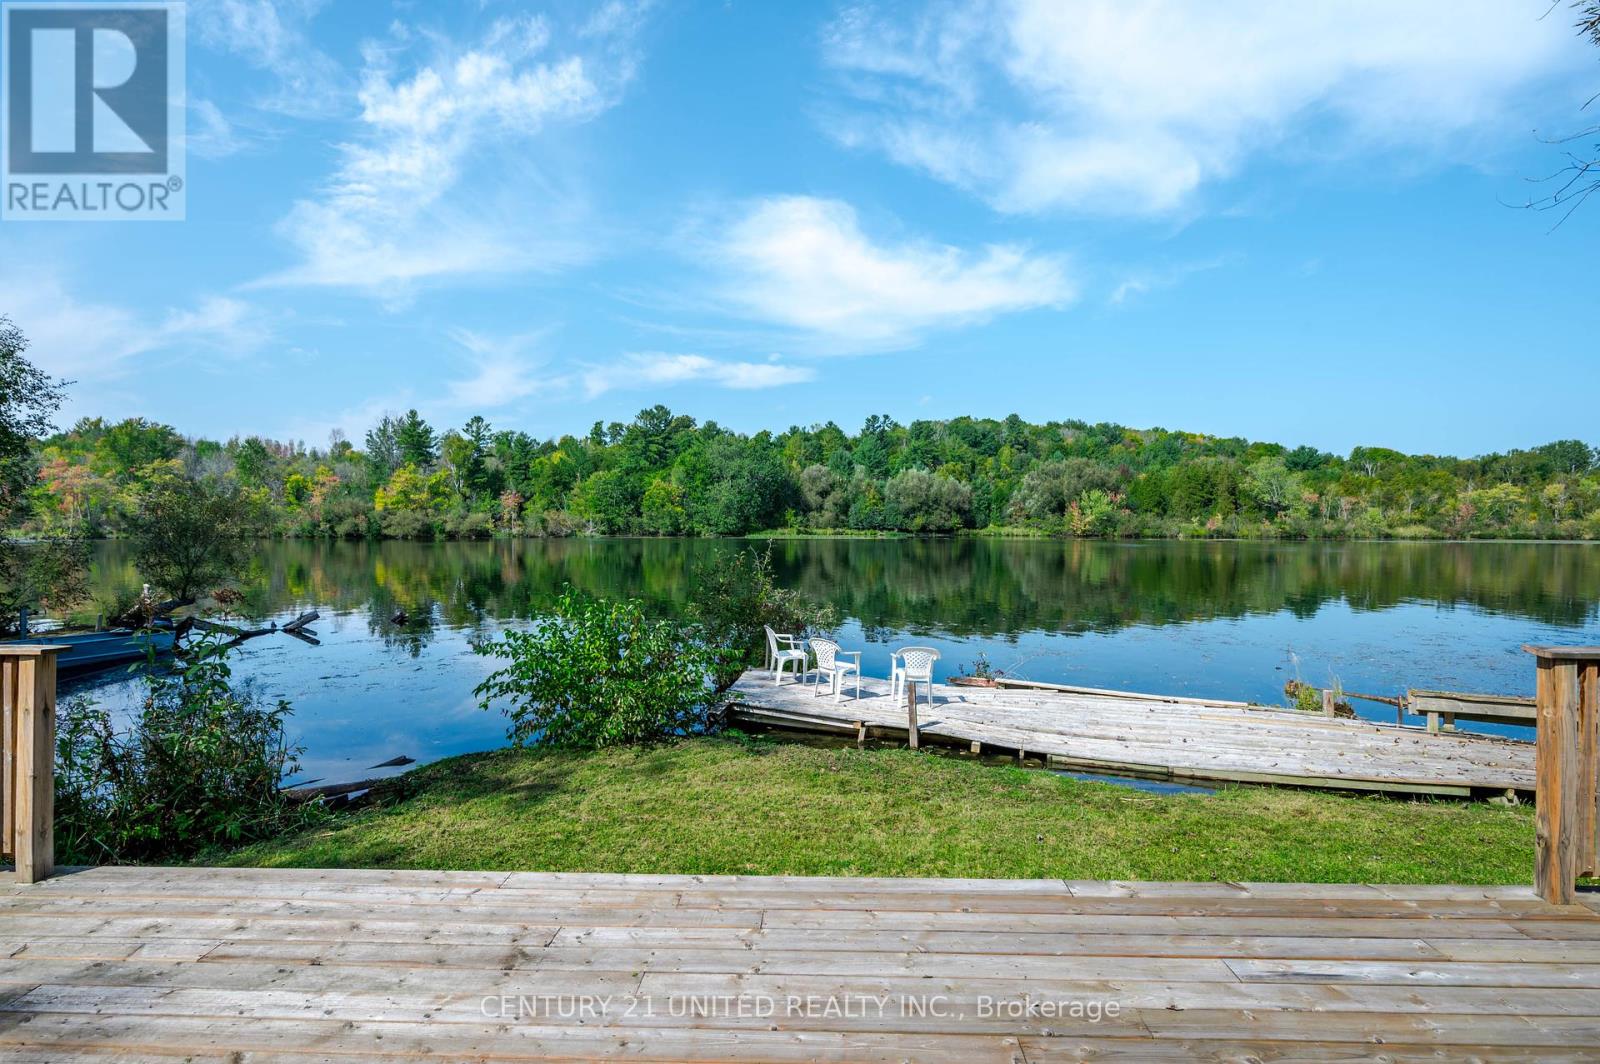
[1,646,64,884]
[1524,645,1600,905]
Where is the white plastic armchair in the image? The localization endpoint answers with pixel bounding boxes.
[764,625,807,686]
[891,646,941,712]
[809,637,861,702]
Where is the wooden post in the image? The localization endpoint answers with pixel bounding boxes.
[1321,689,1336,718]
[906,681,919,750]
[1524,645,1600,905]
[2,646,64,884]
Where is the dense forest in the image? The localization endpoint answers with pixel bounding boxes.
[23,405,1600,541]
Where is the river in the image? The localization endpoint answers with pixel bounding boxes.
[63,538,1599,784]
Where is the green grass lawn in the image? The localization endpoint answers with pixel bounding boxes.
[222,733,1536,883]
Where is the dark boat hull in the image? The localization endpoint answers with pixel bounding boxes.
[3,630,176,674]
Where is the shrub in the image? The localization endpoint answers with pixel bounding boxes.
[475,587,723,748]
[55,636,315,863]
[447,511,494,539]
[686,547,837,690]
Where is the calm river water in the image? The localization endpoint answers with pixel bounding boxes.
[65,539,1600,784]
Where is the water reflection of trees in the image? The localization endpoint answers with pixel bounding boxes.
[84,538,1598,646]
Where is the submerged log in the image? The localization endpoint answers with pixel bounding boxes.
[283,777,385,802]
[282,611,319,633]
[189,611,319,647]
[190,617,274,642]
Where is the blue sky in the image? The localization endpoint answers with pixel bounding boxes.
[6,0,1597,456]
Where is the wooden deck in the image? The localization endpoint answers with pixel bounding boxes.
[729,670,1535,797]
[2,866,1599,1061]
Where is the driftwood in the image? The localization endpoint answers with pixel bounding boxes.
[283,611,319,633]
[190,617,274,642]
[283,777,385,801]
[190,611,320,647]
[110,596,192,628]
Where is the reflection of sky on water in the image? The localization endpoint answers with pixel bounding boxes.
[61,540,1598,785]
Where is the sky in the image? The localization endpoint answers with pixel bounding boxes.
[5,0,1598,457]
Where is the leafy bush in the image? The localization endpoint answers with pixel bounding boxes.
[126,475,267,600]
[686,547,837,690]
[55,636,315,863]
[475,587,723,748]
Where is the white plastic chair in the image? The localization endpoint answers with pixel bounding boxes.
[809,637,861,702]
[764,625,807,685]
[891,646,941,712]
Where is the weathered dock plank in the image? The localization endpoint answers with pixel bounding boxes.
[0,866,1595,1061]
[729,670,1535,795]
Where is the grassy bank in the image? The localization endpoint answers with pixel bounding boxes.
[223,735,1534,883]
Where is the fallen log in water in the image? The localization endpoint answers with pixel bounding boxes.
[282,610,319,633]
[283,777,386,802]
[190,617,275,642]
[189,611,320,647]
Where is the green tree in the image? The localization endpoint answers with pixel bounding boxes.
[640,477,687,534]
[96,418,183,481]
[395,409,437,467]
[885,469,973,532]
[364,415,403,481]
[233,437,273,488]
[0,316,67,519]
[1245,457,1301,517]
[126,476,264,601]
[0,321,88,631]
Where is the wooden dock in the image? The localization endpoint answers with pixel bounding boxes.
[729,670,1535,797]
[3,865,1600,1061]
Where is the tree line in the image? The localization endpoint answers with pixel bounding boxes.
[26,403,1600,542]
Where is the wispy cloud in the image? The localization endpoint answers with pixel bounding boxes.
[4,275,272,381]
[823,1,1583,215]
[444,328,555,408]
[1108,257,1232,305]
[582,352,814,398]
[2,271,275,430]
[255,9,650,296]
[186,99,248,159]
[706,195,1072,347]
[190,0,348,119]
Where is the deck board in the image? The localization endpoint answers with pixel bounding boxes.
[729,670,1535,795]
[0,866,1594,1061]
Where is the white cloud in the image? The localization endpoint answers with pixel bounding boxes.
[186,99,248,159]
[191,0,347,118]
[444,328,554,408]
[158,296,275,353]
[1108,257,1231,305]
[3,277,271,381]
[582,352,815,398]
[256,13,645,295]
[709,195,1072,346]
[824,1,1584,215]
[1,273,274,430]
